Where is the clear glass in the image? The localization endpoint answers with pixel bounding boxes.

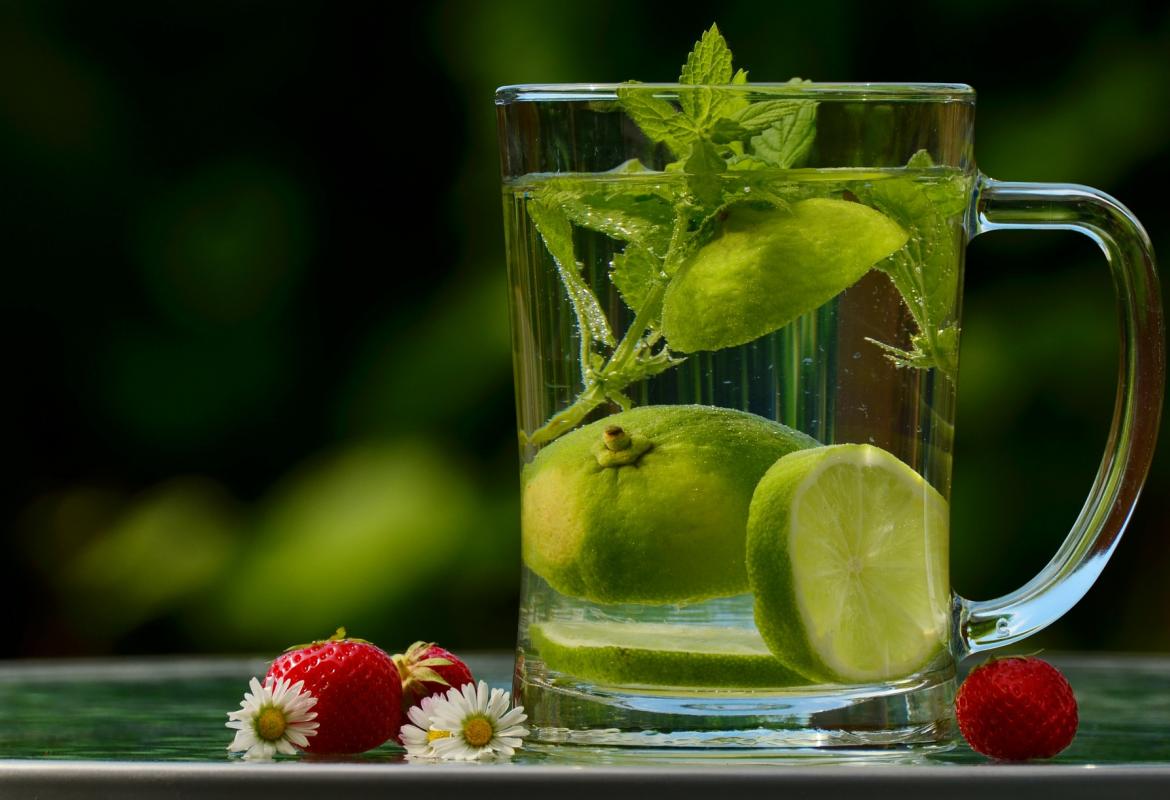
[496,83,1163,752]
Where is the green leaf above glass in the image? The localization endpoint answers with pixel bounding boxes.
[495,25,1163,751]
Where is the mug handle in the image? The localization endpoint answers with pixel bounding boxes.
[956,178,1165,657]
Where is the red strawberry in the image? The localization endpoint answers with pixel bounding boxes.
[955,655,1078,761]
[392,641,474,711]
[267,628,402,754]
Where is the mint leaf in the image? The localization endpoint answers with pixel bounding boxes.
[906,149,934,169]
[679,24,734,86]
[905,149,969,216]
[924,177,970,217]
[866,180,959,333]
[867,326,959,379]
[608,158,653,174]
[734,99,811,135]
[616,85,699,158]
[540,180,674,257]
[713,98,819,147]
[727,153,770,170]
[859,156,972,380]
[684,139,726,207]
[610,243,664,319]
[678,24,735,128]
[750,101,816,168]
[527,199,616,348]
[709,117,750,144]
[713,66,752,121]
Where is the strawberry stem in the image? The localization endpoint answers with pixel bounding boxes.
[282,626,371,652]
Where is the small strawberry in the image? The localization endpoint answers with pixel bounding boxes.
[955,655,1078,761]
[267,627,402,754]
[393,641,475,711]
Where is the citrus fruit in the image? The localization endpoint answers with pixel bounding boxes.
[746,444,949,683]
[521,405,816,604]
[660,199,908,352]
[529,620,811,688]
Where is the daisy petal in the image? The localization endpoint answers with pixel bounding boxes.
[407,705,433,729]
[497,707,527,728]
[488,688,509,718]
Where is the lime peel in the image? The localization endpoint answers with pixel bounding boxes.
[530,620,812,689]
[522,405,817,604]
[661,199,909,353]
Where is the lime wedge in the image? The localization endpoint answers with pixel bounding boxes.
[747,445,949,684]
[660,199,908,353]
[529,620,811,688]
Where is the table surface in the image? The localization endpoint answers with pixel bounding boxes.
[1,653,1168,799]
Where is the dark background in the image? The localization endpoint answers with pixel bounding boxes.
[1,0,1167,658]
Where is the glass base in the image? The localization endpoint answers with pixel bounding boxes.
[515,657,958,753]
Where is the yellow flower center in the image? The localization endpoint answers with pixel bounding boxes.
[256,706,287,741]
[428,729,452,742]
[463,717,494,748]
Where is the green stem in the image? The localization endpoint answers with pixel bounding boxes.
[524,384,608,447]
[609,284,666,366]
[525,283,669,447]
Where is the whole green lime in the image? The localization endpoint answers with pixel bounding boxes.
[661,199,908,352]
[521,405,817,604]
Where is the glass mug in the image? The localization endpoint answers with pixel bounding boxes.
[495,83,1163,751]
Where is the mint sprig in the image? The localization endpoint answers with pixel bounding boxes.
[615,90,700,158]
[859,149,970,380]
[526,25,819,446]
[749,98,817,168]
[524,26,960,448]
[677,24,746,127]
[617,26,816,173]
[527,198,615,352]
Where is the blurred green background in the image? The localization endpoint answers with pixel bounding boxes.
[1,0,1167,658]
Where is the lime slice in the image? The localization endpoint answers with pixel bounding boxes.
[660,199,908,353]
[529,620,811,689]
[746,444,949,683]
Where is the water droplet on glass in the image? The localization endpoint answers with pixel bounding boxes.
[852,352,862,360]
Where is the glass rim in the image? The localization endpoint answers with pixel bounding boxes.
[496,82,975,104]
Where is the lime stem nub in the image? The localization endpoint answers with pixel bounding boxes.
[603,426,632,451]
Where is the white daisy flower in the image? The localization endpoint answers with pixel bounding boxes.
[398,694,445,759]
[421,680,529,761]
[226,676,319,761]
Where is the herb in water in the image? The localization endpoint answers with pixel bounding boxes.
[523,25,964,446]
